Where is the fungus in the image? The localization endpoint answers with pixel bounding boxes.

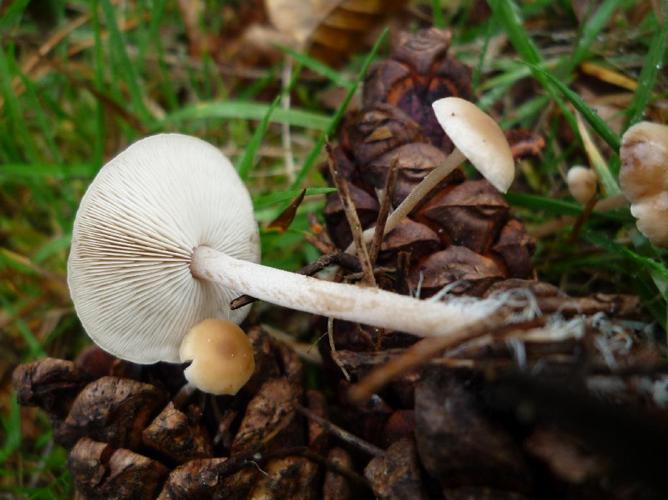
[68,134,502,383]
[619,121,668,246]
[567,166,598,204]
[179,319,254,395]
[349,97,515,251]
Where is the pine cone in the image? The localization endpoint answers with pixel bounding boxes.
[320,28,668,500]
[12,328,356,499]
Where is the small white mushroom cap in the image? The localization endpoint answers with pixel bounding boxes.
[432,97,515,193]
[567,166,598,204]
[619,121,668,246]
[180,319,255,395]
[67,134,260,364]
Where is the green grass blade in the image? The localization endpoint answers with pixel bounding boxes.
[528,63,621,151]
[100,0,152,123]
[561,0,622,75]
[291,27,389,189]
[585,231,668,281]
[506,192,629,222]
[487,1,579,133]
[0,45,38,162]
[487,0,541,64]
[624,12,668,128]
[432,0,446,28]
[0,396,21,463]
[161,101,330,130]
[0,0,30,31]
[279,45,352,88]
[236,96,281,180]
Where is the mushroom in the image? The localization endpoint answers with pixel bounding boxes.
[68,134,503,380]
[619,121,668,246]
[567,166,598,204]
[348,97,515,252]
[180,319,254,395]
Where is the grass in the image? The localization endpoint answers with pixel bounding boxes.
[1,0,667,496]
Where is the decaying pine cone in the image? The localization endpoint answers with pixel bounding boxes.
[325,29,538,304]
[12,327,366,499]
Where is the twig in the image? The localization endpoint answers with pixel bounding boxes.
[568,194,598,243]
[327,145,376,287]
[368,158,399,265]
[328,317,351,381]
[348,312,507,404]
[296,405,384,457]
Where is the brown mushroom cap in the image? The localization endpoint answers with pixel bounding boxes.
[179,319,255,395]
[432,97,515,193]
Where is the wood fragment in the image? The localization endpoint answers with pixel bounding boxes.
[296,404,383,457]
[369,157,399,265]
[348,313,504,404]
[327,145,377,286]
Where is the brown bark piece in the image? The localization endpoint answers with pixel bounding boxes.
[69,437,168,499]
[323,447,353,500]
[379,219,440,262]
[493,219,535,278]
[231,377,298,456]
[58,376,166,448]
[525,427,606,484]
[143,402,213,463]
[324,181,379,249]
[364,438,427,500]
[305,389,328,452]
[409,245,505,296]
[157,457,237,500]
[12,358,87,418]
[415,371,530,493]
[419,179,510,253]
[249,455,320,499]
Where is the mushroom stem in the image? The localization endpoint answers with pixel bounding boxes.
[346,147,466,253]
[190,245,500,338]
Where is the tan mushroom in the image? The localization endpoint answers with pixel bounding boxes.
[180,319,254,395]
[349,97,515,252]
[619,121,668,246]
[567,166,598,204]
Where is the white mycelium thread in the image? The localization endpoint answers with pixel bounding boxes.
[68,134,260,363]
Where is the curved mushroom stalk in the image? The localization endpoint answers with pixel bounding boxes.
[68,133,506,370]
[347,97,515,253]
[191,245,501,339]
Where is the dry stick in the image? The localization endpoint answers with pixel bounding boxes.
[328,317,351,381]
[296,404,384,457]
[568,193,598,243]
[348,312,506,404]
[368,158,399,266]
[230,252,361,310]
[327,146,377,287]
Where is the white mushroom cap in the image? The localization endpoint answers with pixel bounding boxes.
[620,121,668,246]
[567,166,598,204]
[432,97,515,193]
[68,134,260,364]
[180,319,255,395]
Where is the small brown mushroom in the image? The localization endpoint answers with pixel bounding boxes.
[179,319,255,396]
[567,166,598,204]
